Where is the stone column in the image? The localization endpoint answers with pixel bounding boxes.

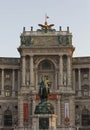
[32,98,36,115]
[78,68,81,96]
[18,70,20,92]
[69,96,75,126]
[57,95,61,126]
[30,55,34,87]
[18,97,24,128]
[12,69,15,97]
[35,69,38,90]
[89,68,90,96]
[67,56,71,86]
[55,71,58,90]
[1,69,4,96]
[22,56,26,86]
[73,69,75,91]
[29,98,33,128]
[59,55,63,87]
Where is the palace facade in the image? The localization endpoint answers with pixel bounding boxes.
[0,22,90,130]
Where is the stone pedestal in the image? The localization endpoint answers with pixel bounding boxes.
[32,114,57,130]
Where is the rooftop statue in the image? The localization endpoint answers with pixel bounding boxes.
[38,21,54,31]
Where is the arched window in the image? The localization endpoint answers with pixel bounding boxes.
[82,106,90,126]
[4,108,12,126]
[39,60,54,70]
[38,60,55,89]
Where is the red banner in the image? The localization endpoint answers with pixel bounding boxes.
[36,94,57,100]
[49,94,57,99]
[64,103,70,124]
[23,103,28,122]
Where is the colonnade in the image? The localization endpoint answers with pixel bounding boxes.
[21,54,72,89]
[73,68,90,96]
[0,68,19,97]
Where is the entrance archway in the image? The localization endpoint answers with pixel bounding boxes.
[4,108,12,126]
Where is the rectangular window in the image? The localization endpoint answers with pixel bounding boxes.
[82,114,90,126]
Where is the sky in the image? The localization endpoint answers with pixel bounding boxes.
[0,0,90,58]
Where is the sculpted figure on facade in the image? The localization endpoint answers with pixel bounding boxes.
[39,75,50,101]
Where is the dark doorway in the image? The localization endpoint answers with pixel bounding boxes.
[4,108,12,126]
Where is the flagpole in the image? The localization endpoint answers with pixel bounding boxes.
[45,14,49,22]
[45,13,47,22]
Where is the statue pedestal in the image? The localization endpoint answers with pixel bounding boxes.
[32,114,57,130]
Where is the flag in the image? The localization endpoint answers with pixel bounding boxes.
[45,14,49,22]
[46,16,49,19]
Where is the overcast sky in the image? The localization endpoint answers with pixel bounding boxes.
[0,0,90,57]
